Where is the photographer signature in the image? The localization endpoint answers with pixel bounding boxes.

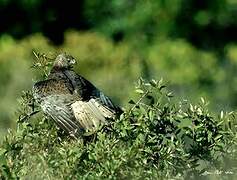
[201,170,234,176]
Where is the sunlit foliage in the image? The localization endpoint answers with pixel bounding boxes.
[0,78,236,179]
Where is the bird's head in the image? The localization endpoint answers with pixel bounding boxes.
[53,53,77,70]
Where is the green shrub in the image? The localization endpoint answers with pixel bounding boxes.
[0,77,236,179]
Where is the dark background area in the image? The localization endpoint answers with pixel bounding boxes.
[1,0,237,49]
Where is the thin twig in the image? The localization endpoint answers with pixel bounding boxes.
[129,90,149,114]
[19,110,40,122]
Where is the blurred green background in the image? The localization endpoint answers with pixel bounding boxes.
[1,0,237,135]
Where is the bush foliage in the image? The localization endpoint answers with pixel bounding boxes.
[0,77,236,179]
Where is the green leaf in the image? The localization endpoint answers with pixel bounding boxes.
[135,89,144,94]
[159,85,166,91]
[0,148,7,166]
[150,80,157,87]
[214,134,222,141]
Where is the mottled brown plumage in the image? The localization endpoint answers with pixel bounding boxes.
[33,53,121,138]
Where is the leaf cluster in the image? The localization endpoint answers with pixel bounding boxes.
[0,79,236,179]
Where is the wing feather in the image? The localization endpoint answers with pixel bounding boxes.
[40,95,83,137]
[71,98,116,134]
[63,70,121,112]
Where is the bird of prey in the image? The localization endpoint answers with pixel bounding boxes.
[32,53,121,138]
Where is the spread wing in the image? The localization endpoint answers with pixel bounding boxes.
[40,94,115,137]
[39,94,83,138]
[63,70,121,112]
[33,78,118,137]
